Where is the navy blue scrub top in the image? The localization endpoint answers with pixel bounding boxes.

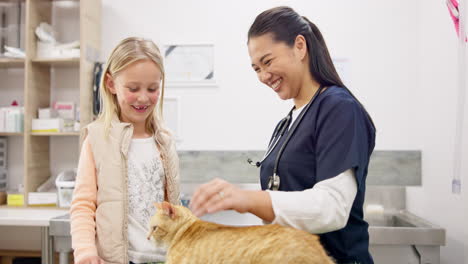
[260,86,376,264]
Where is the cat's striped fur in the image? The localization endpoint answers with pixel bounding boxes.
[148,202,335,264]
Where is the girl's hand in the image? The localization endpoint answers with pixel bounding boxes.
[76,256,106,264]
[189,178,252,217]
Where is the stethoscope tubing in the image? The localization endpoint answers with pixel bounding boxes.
[272,85,325,177]
[251,85,325,190]
[257,114,291,165]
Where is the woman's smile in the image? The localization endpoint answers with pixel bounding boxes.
[271,78,283,92]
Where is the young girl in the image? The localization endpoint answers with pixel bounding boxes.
[70,37,180,264]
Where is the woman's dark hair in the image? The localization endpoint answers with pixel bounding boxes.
[248,6,375,129]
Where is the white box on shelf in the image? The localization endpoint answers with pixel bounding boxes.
[62,119,75,132]
[38,107,57,119]
[32,118,63,133]
[36,40,80,59]
[54,102,75,120]
[74,121,80,132]
[12,108,24,132]
[0,107,23,132]
[5,109,15,132]
[28,192,57,206]
[0,108,6,131]
[36,41,55,58]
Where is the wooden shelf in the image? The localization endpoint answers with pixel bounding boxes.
[0,58,24,68]
[0,0,101,207]
[0,205,69,210]
[0,205,26,209]
[31,132,80,136]
[31,57,80,66]
[0,132,23,136]
[0,249,74,264]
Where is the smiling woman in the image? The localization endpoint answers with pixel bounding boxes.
[190,6,376,264]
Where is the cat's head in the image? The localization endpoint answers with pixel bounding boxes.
[147,201,195,246]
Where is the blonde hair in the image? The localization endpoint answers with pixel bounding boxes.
[98,37,168,135]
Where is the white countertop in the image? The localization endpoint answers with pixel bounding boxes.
[0,208,68,226]
[181,183,263,226]
[200,210,263,226]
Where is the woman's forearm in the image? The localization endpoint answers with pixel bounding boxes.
[245,190,275,222]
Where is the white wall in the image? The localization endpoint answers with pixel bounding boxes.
[100,1,466,263]
[406,1,467,263]
[101,0,423,151]
[458,3,468,264]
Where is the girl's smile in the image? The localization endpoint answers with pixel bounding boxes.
[107,59,162,130]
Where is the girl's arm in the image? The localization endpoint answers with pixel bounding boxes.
[70,138,100,263]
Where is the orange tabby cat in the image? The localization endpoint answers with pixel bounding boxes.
[148,201,335,264]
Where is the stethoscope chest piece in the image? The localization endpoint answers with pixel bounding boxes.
[268,173,280,191]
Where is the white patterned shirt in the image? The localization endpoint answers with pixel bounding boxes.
[127,137,166,263]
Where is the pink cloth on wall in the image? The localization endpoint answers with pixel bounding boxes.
[447,0,468,42]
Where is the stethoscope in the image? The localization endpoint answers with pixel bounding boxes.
[247,85,325,190]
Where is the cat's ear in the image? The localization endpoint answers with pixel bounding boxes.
[162,201,177,219]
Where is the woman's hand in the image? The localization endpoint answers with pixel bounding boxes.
[189,178,252,217]
[76,256,106,264]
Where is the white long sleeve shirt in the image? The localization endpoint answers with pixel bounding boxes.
[267,169,357,234]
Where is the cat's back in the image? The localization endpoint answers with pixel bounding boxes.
[168,220,334,264]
